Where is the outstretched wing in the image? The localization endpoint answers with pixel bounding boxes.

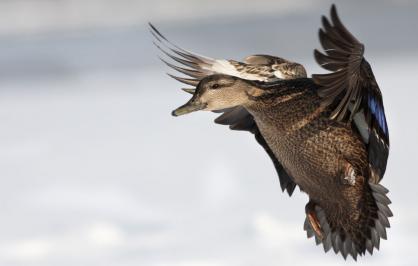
[149,23,303,84]
[150,23,298,195]
[149,23,240,86]
[312,5,389,180]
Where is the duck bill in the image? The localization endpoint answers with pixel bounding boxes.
[171,100,207,117]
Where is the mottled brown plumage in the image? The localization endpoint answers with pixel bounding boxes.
[238,77,390,259]
[154,4,392,260]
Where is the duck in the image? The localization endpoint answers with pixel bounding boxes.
[153,5,392,260]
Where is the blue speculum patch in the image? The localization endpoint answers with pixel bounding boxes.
[368,94,388,136]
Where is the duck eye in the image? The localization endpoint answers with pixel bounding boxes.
[211,83,220,89]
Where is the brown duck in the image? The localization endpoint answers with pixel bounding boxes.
[152,5,392,260]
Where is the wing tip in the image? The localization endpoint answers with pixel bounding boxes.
[166,73,199,86]
[330,3,337,14]
[330,4,339,23]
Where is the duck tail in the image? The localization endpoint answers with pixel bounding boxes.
[303,182,393,260]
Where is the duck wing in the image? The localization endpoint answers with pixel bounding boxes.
[243,54,290,65]
[312,5,389,181]
[149,23,303,84]
[214,107,297,196]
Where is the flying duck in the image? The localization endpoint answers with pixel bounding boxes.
[152,5,392,260]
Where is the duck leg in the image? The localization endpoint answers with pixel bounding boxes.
[305,201,324,240]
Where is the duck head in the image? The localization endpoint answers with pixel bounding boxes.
[172,74,260,116]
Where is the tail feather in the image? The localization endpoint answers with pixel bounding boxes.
[304,182,392,260]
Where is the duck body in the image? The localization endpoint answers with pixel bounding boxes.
[239,77,387,258]
[246,78,368,215]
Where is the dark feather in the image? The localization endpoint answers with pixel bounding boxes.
[150,23,219,86]
[167,74,199,86]
[313,4,389,182]
[214,107,250,126]
[161,58,206,79]
[303,181,392,260]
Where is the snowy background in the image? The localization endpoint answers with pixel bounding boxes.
[0,0,417,265]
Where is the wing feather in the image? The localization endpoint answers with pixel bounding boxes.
[150,23,246,84]
[312,5,389,181]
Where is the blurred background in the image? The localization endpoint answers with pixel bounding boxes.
[0,0,417,265]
